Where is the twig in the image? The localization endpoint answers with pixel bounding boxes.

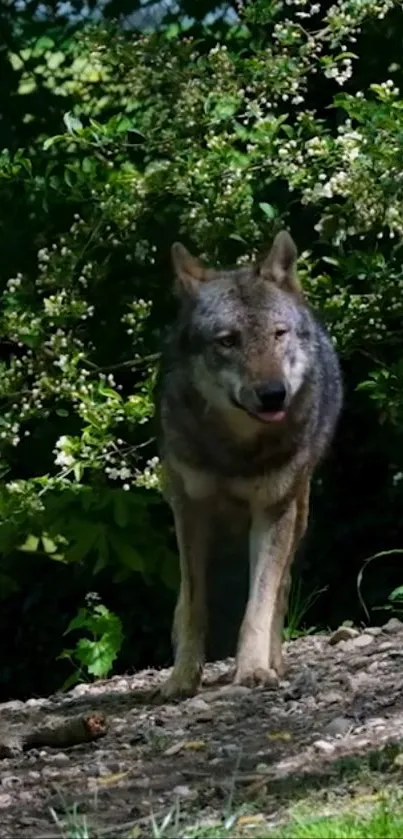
[84,353,160,374]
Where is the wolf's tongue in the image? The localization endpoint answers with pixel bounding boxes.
[257,410,286,423]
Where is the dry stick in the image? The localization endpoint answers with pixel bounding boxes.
[0,712,108,758]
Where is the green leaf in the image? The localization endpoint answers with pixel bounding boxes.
[82,156,95,174]
[93,529,110,573]
[204,93,240,122]
[47,51,65,70]
[322,256,340,266]
[75,635,121,678]
[259,202,276,220]
[33,36,55,54]
[109,532,145,572]
[64,608,90,635]
[113,491,130,529]
[64,523,98,563]
[74,463,84,483]
[19,534,40,553]
[229,233,247,244]
[42,534,59,554]
[19,78,36,95]
[43,135,64,151]
[60,671,82,691]
[98,386,122,401]
[63,112,83,135]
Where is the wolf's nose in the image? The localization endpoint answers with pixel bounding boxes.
[254,381,287,412]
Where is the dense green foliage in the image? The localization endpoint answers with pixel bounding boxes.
[1,0,403,698]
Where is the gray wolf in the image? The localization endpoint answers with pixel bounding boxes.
[154,231,342,698]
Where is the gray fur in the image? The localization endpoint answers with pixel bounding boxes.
[154,232,342,698]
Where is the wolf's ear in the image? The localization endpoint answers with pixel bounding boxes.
[259,231,301,294]
[171,242,206,294]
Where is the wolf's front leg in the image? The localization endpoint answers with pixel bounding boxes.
[270,477,310,675]
[160,496,212,700]
[234,500,297,688]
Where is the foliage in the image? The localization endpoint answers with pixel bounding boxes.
[283,580,328,641]
[59,593,123,687]
[1,0,403,693]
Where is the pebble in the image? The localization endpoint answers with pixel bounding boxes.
[173,784,196,799]
[328,626,359,645]
[0,793,12,809]
[202,685,251,702]
[318,690,345,705]
[313,739,336,755]
[324,716,353,737]
[366,626,383,637]
[185,698,211,713]
[383,618,403,634]
[342,634,374,652]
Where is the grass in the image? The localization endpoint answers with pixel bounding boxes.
[182,799,403,839]
[273,798,403,838]
[54,796,403,839]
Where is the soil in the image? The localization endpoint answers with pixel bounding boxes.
[2,620,403,838]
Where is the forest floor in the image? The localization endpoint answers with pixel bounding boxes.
[2,621,403,838]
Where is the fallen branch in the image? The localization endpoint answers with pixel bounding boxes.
[0,711,108,758]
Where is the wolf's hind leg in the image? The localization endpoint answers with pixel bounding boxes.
[160,496,211,700]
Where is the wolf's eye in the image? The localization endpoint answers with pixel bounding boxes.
[275,328,288,340]
[215,332,239,349]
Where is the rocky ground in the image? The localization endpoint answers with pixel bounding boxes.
[2,620,403,838]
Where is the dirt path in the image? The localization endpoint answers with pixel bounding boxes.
[2,621,403,838]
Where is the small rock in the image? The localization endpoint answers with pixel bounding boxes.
[164,741,185,756]
[202,685,251,702]
[0,700,25,712]
[71,683,91,697]
[218,684,252,699]
[255,763,270,773]
[342,634,374,652]
[186,698,210,713]
[285,668,318,701]
[364,717,387,729]
[319,690,345,705]
[325,716,353,737]
[173,784,196,799]
[0,793,12,809]
[45,751,70,765]
[313,739,336,755]
[329,626,359,645]
[383,618,403,634]
[366,627,383,637]
[1,775,20,789]
[377,641,396,652]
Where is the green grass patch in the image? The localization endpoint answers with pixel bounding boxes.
[273,797,403,839]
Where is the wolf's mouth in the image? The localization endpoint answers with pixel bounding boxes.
[231,398,286,424]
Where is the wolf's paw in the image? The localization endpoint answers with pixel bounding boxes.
[159,668,201,701]
[233,665,279,689]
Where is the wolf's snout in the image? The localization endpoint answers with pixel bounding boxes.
[254,381,287,413]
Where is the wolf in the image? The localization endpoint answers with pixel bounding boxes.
[154,230,342,699]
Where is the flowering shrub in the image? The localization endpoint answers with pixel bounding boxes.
[1,0,403,689]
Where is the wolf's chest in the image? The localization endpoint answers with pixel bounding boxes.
[168,457,295,508]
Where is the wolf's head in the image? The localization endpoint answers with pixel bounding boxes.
[171,232,316,432]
